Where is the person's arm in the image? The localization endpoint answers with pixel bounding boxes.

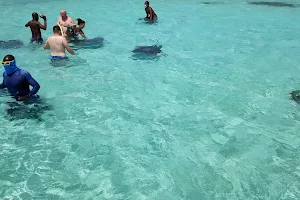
[39,16,47,30]
[62,37,75,55]
[43,38,50,49]
[79,30,87,39]
[57,17,61,25]
[25,21,29,27]
[69,17,75,26]
[0,80,6,89]
[149,8,153,21]
[25,72,40,97]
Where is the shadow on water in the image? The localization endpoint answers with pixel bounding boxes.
[69,37,105,50]
[4,97,53,121]
[131,52,161,61]
[137,18,159,25]
[201,2,224,5]
[248,2,295,8]
[0,40,24,49]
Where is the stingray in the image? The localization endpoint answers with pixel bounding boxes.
[202,2,223,5]
[248,2,295,7]
[5,98,52,121]
[290,90,300,103]
[132,45,162,54]
[70,37,104,50]
[0,40,24,49]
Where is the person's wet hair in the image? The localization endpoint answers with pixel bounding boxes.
[145,1,149,5]
[53,25,61,33]
[3,55,15,62]
[32,12,39,21]
[77,18,85,25]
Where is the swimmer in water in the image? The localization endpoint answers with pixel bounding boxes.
[69,18,87,40]
[25,12,47,44]
[57,10,75,37]
[144,1,158,22]
[0,55,40,101]
[43,25,75,61]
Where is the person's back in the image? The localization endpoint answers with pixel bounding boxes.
[44,25,74,59]
[28,20,42,38]
[25,12,47,44]
[46,35,67,56]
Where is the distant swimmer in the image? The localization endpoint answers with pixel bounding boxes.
[43,25,75,61]
[0,54,40,101]
[57,10,74,36]
[25,12,47,44]
[144,1,158,22]
[69,18,87,40]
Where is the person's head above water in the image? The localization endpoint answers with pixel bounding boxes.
[77,18,86,28]
[2,54,15,63]
[53,25,62,35]
[60,10,67,19]
[2,54,18,75]
[32,12,39,21]
[144,1,149,7]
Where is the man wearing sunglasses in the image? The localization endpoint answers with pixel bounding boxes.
[0,55,40,101]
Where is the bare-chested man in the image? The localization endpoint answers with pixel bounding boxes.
[43,25,75,61]
[25,12,47,44]
[57,10,74,37]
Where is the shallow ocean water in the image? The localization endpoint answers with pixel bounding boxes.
[0,0,300,199]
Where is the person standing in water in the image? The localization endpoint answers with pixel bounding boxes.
[144,1,158,22]
[0,55,40,101]
[43,25,75,61]
[57,10,75,37]
[25,12,47,44]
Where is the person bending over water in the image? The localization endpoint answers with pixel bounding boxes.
[69,18,87,40]
[57,10,74,37]
[44,25,75,60]
[144,1,157,22]
[25,12,47,44]
[0,55,40,101]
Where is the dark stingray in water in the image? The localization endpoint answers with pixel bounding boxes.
[0,40,24,49]
[70,37,104,49]
[5,98,52,121]
[132,45,162,54]
[248,2,295,7]
[202,2,223,5]
[290,90,300,103]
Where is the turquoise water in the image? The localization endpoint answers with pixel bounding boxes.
[1,0,300,199]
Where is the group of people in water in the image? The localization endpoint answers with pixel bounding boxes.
[0,1,157,102]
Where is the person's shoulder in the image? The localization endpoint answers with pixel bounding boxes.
[58,36,66,41]
[19,69,30,75]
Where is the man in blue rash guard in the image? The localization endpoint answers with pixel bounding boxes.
[0,55,40,101]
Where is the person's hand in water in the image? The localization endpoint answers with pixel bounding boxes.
[17,95,28,101]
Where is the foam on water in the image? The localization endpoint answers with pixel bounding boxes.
[0,0,300,199]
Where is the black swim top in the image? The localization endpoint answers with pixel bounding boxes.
[145,7,157,17]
